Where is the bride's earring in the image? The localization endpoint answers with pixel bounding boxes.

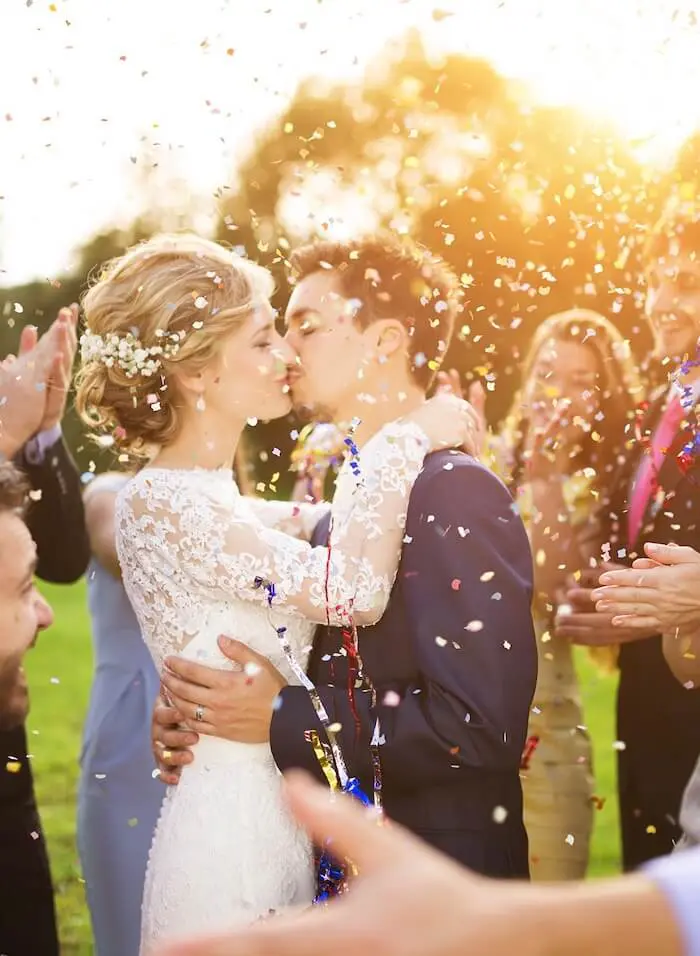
[195,394,206,412]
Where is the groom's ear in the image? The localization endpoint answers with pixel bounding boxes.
[372,319,407,361]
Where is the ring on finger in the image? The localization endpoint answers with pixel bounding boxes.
[194,704,205,722]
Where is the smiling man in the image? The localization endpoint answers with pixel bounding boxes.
[556,194,700,869]
[0,464,54,731]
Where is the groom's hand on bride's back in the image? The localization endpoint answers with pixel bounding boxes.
[153,636,288,765]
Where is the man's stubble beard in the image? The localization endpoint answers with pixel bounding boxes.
[0,662,28,731]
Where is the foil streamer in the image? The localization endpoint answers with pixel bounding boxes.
[254,417,386,902]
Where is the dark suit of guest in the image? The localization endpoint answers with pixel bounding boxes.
[607,387,700,870]
[0,427,90,956]
[271,450,537,878]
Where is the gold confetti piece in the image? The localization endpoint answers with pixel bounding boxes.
[6,761,21,774]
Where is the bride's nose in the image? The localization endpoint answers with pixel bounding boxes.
[272,334,297,367]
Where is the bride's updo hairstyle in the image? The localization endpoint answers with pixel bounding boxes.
[76,233,274,458]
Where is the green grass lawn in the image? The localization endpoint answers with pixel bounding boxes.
[24,580,622,953]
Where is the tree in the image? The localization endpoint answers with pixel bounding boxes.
[215,29,664,431]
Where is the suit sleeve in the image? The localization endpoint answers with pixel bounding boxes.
[271,462,538,790]
[20,437,90,584]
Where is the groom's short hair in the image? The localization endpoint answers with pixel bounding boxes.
[288,233,461,389]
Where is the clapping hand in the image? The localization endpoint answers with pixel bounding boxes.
[0,304,79,459]
[40,304,79,432]
[555,563,657,645]
[592,543,700,635]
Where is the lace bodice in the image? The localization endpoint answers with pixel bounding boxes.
[115,420,430,675]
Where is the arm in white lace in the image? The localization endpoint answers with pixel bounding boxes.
[120,421,429,627]
[243,497,330,541]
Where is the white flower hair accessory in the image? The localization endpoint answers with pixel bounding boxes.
[80,329,182,378]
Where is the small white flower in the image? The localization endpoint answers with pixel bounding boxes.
[80,328,180,377]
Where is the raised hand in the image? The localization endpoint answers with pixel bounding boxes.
[39,303,79,432]
[522,397,578,479]
[0,327,54,459]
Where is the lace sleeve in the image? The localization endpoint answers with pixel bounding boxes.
[118,421,429,627]
[243,498,330,541]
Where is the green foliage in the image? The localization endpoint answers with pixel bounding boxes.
[215,31,683,432]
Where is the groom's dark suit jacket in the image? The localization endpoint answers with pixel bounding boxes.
[271,450,537,878]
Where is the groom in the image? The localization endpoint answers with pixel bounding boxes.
[154,234,537,877]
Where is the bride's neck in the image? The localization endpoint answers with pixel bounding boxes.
[150,411,244,471]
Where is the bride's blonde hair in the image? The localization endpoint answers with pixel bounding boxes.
[75,233,273,458]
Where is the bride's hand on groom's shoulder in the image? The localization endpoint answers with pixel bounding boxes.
[405,390,482,458]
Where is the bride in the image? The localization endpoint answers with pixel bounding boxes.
[75,234,475,951]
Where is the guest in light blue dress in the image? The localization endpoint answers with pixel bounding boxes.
[77,471,164,956]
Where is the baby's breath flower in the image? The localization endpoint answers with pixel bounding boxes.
[79,330,181,378]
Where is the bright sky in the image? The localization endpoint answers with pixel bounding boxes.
[0,0,698,287]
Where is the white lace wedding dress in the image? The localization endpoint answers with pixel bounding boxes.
[114,421,430,952]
